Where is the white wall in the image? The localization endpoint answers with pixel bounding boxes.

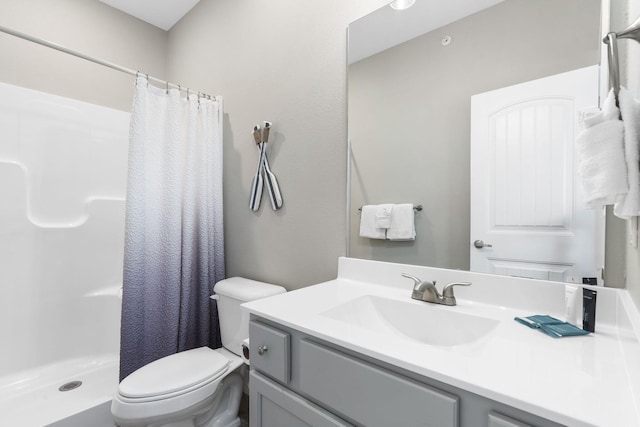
[166,0,389,290]
[0,82,128,374]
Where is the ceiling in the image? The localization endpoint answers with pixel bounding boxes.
[98,0,201,31]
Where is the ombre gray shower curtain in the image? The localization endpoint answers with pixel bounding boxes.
[119,76,224,381]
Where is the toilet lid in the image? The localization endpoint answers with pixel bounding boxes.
[119,347,229,399]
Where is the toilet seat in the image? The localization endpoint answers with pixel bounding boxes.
[118,347,229,402]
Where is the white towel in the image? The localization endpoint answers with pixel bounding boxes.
[386,203,416,240]
[375,204,393,229]
[615,87,640,219]
[359,205,386,239]
[576,89,628,208]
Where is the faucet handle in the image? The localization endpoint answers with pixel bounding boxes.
[401,273,422,287]
[442,282,471,298]
[401,273,436,288]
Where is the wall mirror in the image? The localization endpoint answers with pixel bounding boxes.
[347,0,619,285]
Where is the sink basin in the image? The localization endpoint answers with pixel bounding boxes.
[321,295,499,347]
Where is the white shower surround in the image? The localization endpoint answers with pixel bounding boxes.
[0,82,128,426]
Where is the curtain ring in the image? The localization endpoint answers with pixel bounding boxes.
[165,80,169,94]
[145,73,149,87]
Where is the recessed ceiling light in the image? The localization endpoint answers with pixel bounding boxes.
[389,0,416,10]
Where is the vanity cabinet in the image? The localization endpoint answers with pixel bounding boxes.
[249,318,561,427]
[251,371,352,427]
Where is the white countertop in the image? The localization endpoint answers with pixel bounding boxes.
[243,257,640,427]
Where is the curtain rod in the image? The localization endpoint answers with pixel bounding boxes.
[0,24,215,99]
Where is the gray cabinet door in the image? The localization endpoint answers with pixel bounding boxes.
[250,321,291,384]
[298,339,459,427]
[250,371,352,427]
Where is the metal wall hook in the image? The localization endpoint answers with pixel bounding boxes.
[605,32,620,105]
[603,14,640,104]
[605,15,640,44]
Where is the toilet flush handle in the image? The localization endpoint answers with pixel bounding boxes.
[257,345,268,355]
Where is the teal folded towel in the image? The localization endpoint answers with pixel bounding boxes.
[514,315,590,338]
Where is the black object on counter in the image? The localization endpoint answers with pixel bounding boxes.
[582,288,597,333]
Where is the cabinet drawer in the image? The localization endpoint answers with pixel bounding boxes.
[488,412,534,427]
[299,339,459,427]
[250,321,291,384]
[250,371,352,427]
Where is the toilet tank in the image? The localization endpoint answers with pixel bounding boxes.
[213,277,286,356]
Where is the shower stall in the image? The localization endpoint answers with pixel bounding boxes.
[0,80,128,426]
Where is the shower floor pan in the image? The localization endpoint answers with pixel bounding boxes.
[0,355,118,426]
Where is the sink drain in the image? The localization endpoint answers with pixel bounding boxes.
[58,381,82,392]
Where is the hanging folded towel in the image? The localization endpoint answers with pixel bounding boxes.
[375,204,393,229]
[359,205,386,239]
[576,89,628,208]
[386,203,416,241]
[615,87,640,218]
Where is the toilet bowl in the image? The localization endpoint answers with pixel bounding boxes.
[111,277,286,427]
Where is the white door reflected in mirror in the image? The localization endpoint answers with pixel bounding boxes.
[470,66,603,284]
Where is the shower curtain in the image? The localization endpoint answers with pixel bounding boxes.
[119,76,224,381]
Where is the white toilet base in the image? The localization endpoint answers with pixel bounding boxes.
[192,372,243,427]
[114,372,243,427]
[113,348,246,427]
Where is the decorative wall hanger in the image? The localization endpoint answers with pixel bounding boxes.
[249,121,283,211]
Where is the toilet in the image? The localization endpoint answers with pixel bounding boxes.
[111,277,286,427]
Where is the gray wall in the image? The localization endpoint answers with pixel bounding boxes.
[348,0,600,270]
[0,0,167,111]
[166,0,388,290]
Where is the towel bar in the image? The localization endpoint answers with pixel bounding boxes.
[357,204,422,212]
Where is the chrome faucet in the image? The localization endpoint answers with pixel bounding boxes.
[401,273,471,306]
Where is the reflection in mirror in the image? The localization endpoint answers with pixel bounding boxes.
[348,0,611,284]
